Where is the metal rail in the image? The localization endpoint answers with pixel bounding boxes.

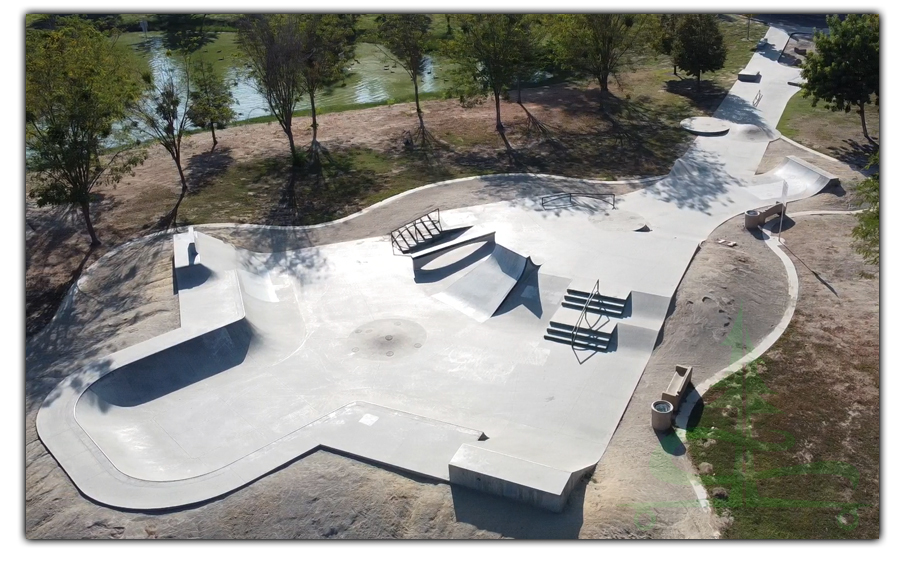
[541,192,616,209]
[572,279,601,348]
[752,90,763,108]
[389,208,443,254]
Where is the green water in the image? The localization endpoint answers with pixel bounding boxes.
[121,32,453,121]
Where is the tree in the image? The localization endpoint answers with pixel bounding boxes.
[238,14,308,166]
[187,61,237,151]
[801,14,879,141]
[743,14,754,40]
[549,14,651,94]
[129,60,193,228]
[25,18,145,246]
[852,151,879,264]
[376,14,435,148]
[295,14,356,168]
[443,14,530,144]
[512,16,552,138]
[672,14,727,88]
[650,14,682,75]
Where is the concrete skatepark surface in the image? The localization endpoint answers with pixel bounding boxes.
[36,26,839,512]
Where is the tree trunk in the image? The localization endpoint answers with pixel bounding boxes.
[413,76,424,132]
[747,16,751,40]
[696,72,701,89]
[493,90,503,133]
[287,129,300,166]
[599,72,609,93]
[310,91,318,146]
[172,152,188,228]
[210,124,218,151]
[79,199,101,247]
[860,103,871,141]
[673,63,677,75]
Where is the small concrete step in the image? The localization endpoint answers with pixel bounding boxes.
[547,321,612,338]
[561,301,625,316]
[543,334,609,351]
[564,292,626,306]
[545,326,611,344]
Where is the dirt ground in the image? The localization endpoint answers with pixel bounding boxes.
[24,81,876,538]
[28,148,851,538]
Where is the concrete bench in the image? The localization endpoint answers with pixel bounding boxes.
[173,227,197,269]
[745,202,786,230]
[661,364,693,409]
[738,69,761,82]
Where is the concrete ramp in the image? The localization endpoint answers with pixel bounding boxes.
[748,155,839,200]
[433,243,530,323]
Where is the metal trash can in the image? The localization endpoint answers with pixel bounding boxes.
[744,209,761,230]
[651,400,674,431]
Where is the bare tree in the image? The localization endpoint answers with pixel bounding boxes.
[130,61,193,228]
[376,14,436,148]
[295,14,356,169]
[238,14,307,166]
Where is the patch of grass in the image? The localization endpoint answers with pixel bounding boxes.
[179,147,480,227]
[688,326,879,538]
[777,92,879,167]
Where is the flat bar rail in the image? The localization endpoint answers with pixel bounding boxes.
[572,279,601,348]
[389,208,443,254]
[541,192,616,210]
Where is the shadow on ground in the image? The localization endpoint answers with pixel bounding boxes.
[450,476,588,539]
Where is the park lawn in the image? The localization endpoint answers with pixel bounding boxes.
[687,283,879,539]
[178,148,481,227]
[777,92,879,167]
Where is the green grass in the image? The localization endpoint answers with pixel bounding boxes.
[179,147,480,226]
[777,92,879,165]
[687,333,879,538]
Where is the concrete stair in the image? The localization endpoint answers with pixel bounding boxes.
[561,288,626,317]
[543,285,629,352]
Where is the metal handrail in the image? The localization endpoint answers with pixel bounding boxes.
[541,192,616,209]
[389,208,443,254]
[572,279,601,348]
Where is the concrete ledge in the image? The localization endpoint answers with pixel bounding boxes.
[738,69,761,82]
[449,443,587,512]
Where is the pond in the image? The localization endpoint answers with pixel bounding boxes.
[123,32,453,122]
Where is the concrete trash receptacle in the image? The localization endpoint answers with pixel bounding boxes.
[744,209,761,230]
[651,400,674,431]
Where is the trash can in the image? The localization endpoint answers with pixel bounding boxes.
[651,400,674,431]
[744,209,761,230]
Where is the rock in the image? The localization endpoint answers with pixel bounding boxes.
[711,487,729,500]
[698,462,714,475]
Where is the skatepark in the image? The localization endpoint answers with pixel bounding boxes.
[36,26,842,513]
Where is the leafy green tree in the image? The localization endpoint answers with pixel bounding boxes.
[25,18,145,246]
[801,14,879,141]
[129,60,193,228]
[376,14,435,147]
[296,14,356,168]
[852,151,879,264]
[549,14,651,94]
[238,14,308,166]
[672,14,727,88]
[650,14,682,75]
[443,14,530,140]
[187,61,237,151]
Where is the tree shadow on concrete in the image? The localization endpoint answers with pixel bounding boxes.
[450,475,588,539]
[641,149,740,214]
